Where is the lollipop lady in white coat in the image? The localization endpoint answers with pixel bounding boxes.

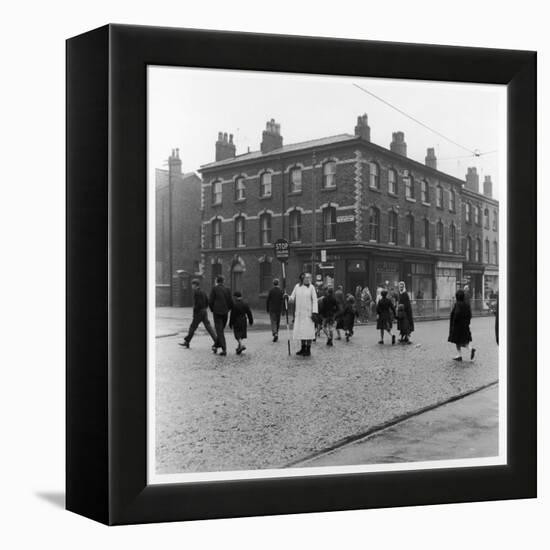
[289,272,318,356]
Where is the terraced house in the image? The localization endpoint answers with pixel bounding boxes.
[198,116,499,308]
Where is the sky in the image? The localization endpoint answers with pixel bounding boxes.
[148,66,506,198]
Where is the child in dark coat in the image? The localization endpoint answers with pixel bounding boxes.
[341,294,357,342]
[448,289,475,361]
[229,291,254,354]
[376,290,397,345]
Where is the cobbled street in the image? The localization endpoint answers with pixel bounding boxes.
[155,315,498,474]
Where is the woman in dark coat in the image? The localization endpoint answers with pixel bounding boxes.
[448,289,476,361]
[229,291,254,354]
[397,281,414,343]
[376,290,396,344]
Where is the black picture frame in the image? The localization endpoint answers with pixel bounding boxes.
[66,24,537,525]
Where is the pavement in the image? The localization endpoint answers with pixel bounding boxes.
[154,316,499,475]
[294,383,498,467]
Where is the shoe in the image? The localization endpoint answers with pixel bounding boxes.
[236,346,241,355]
[378,340,384,345]
[240,345,246,353]
[219,350,227,356]
[470,348,476,360]
[391,335,396,345]
[345,334,350,342]
[453,356,463,361]
[179,341,190,348]
[211,345,218,354]
[296,348,305,356]
[326,338,333,346]
[304,347,311,356]
[273,335,278,342]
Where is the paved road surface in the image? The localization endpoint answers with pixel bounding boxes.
[155,316,498,474]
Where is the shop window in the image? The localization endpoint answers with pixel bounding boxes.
[234,176,245,201]
[234,216,245,247]
[323,161,336,189]
[212,218,222,249]
[260,213,272,245]
[322,206,336,241]
[388,211,398,244]
[368,207,380,242]
[289,209,302,242]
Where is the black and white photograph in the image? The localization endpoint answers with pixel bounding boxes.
[148,68,507,483]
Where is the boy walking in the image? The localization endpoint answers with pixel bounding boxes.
[179,279,217,348]
[266,278,284,342]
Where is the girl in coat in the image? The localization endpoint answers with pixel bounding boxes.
[289,273,318,356]
[342,294,357,342]
[229,291,254,354]
[376,289,396,344]
[448,289,476,361]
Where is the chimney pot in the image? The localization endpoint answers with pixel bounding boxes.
[425,147,437,170]
[261,118,283,153]
[390,131,407,157]
[354,113,371,141]
[465,166,480,193]
[215,130,236,161]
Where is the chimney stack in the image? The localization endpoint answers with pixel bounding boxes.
[390,131,407,157]
[168,147,182,174]
[215,131,236,161]
[425,147,437,170]
[465,167,479,193]
[261,118,283,153]
[483,175,493,198]
[354,113,371,141]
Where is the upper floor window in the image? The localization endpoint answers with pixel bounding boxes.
[475,238,481,262]
[474,205,480,225]
[212,219,222,249]
[436,185,443,208]
[485,238,490,263]
[493,209,498,231]
[289,167,302,193]
[421,180,429,203]
[234,176,245,201]
[368,207,380,242]
[260,172,272,197]
[388,169,397,195]
[289,209,302,242]
[406,215,415,247]
[260,213,272,245]
[322,206,337,241]
[449,189,456,212]
[404,176,414,199]
[493,241,498,264]
[212,180,222,205]
[421,218,430,249]
[484,208,490,229]
[449,223,456,252]
[369,162,379,189]
[235,216,245,247]
[435,221,443,251]
[465,202,471,223]
[388,211,398,244]
[465,236,472,261]
[323,161,337,189]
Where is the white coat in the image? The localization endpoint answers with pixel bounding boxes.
[289,283,318,340]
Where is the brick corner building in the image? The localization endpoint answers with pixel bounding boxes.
[198,116,499,309]
[156,148,202,306]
